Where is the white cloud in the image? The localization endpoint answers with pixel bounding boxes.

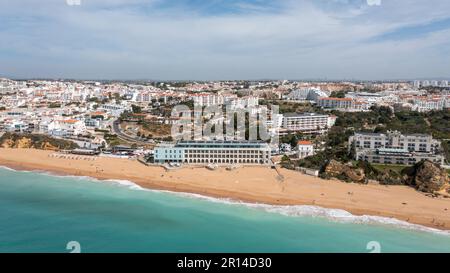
[0,0,449,80]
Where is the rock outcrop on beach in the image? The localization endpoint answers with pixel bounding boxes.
[407,160,450,194]
[0,133,78,151]
[323,158,450,196]
[324,160,366,183]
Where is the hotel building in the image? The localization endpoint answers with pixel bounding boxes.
[192,94,226,107]
[281,113,336,134]
[286,88,329,102]
[412,97,447,112]
[318,97,355,110]
[349,131,444,165]
[154,140,272,165]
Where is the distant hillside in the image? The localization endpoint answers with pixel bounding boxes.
[0,133,79,151]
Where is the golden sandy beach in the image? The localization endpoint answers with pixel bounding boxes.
[1,148,450,230]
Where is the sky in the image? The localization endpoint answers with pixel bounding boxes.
[0,0,450,80]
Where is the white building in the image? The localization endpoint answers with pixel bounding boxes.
[4,120,29,132]
[297,141,315,159]
[345,92,385,106]
[133,91,154,103]
[281,113,334,134]
[318,97,354,110]
[286,88,328,102]
[192,94,226,107]
[47,119,87,137]
[349,131,444,165]
[413,80,421,89]
[412,98,446,112]
[192,93,259,110]
[99,104,128,117]
[225,96,259,109]
[154,140,272,165]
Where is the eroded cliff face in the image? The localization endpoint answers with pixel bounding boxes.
[1,138,15,149]
[0,133,77,151]
[324,159,450,195]
[324,160,366,183]
[40,141,60,151]
[16,137,32,149]
[413,161,450,194]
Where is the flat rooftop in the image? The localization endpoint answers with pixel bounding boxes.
[175,140,271,149]
[283,112,328,118]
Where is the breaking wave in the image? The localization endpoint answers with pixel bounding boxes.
[1,165,450,236]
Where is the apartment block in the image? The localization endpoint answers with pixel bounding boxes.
[349,131,444,165]
[318,97,354,110]
[281,113,335,134]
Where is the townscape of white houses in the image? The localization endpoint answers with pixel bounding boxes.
[284,85,450,112]
[0,78,448,167]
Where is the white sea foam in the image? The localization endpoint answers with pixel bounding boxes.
[246,204,450,236]
[162,191,450,236]
[0,166,19,172]
[104,179,145,190]
[2,165,450,236]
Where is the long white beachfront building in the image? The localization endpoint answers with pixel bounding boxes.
[281,113,336,134]
[154,140,272,165]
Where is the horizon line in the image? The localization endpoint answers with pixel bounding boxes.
[2,76,450,83]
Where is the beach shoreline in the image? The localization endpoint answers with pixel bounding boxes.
[1,148,450,230]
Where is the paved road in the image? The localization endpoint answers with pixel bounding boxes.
[112,120,154,145]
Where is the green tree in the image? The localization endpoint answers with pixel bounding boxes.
[131,105,142,114]
[330,91,346,98]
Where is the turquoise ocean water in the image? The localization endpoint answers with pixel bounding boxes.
[1,166,450,253]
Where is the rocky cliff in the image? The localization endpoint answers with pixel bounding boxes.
[408,160,450,194]
[324,160,366,183]
[324,159,450,195]
[0,133,78,151]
